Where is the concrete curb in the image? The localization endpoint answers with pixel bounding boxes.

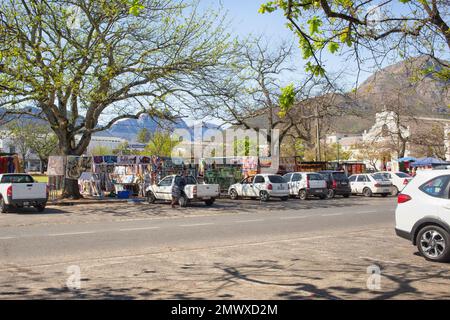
[48,199,143,206]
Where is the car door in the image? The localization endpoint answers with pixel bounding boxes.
[348,175,357,193]
[156,176,173,200]
[291,173,302,194]
[240,177,253,197]
[357,175,371,193]
[252,175,266,196]
[422,175,450,225]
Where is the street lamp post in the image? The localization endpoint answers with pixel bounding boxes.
[337,138,341,169]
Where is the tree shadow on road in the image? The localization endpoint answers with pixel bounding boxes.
[1,255,448,300]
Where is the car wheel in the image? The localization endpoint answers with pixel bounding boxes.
[178,196,188,208]
[391,186,399,196]
[326,189,335,199]
[205,198,215,206]
[417,225,450,262]
[363,188,372,197]
[0,198,8,213]
[260,191,270,202]
[147,191,156,204]
[229,189,239,200]
[35,204,46,212]
[343,194,350,198]
[281,196,288,201]
[298,189,307,200]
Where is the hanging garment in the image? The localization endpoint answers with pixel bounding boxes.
[79,157,93,172]
[104,156,118,164]
[0,157,8,174]
[13,156,21,173]
[93,156,104,164]
[7,157,15,173]
[118,156,136,165]
[138,156,151,164]
[48,156,65,176]
[66,156,82,179]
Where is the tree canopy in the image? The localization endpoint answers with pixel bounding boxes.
[260,0,449,82]
[0,0,237,197]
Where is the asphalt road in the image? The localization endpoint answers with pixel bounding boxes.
[1,196,449,299]
[0,197,395,265]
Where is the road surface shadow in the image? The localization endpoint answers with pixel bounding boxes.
[1,256,449,299]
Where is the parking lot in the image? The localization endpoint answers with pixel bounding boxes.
[0,196,449,299]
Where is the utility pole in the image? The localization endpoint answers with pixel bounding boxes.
[315,106,321,161]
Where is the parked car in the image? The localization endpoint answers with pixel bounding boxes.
[348,173,393,197]
[318,171,351,199]
[146,175,220,207]
[283,172,327,200]
[0,174,48,213]
[228,174,289,202]
[378,171,413,196]
[395,170,450,262]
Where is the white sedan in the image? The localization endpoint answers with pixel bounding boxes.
[348,173,393,197]
[377,171,413,196]
[228,174,289,202]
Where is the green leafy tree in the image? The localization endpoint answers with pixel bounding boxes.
[2,120,58,172]
[0,0,236,198]
[137,128,151,144]
[142,131,179,157]
[260,1,449,81]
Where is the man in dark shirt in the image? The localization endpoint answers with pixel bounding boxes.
[171,172,187,208]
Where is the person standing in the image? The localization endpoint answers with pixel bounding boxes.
[171,172,187,208]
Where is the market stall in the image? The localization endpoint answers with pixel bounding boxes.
[200,157,246,193]
[0,153,22,174]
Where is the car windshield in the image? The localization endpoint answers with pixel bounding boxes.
[395,172,411,178]
[268,175,285,183]
[0,175,34,183]
[371,173,390,181]
[332,172,348,180]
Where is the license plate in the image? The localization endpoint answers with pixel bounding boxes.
[314,189,322,193]
[23,202,29,206]
[341,182,348,185]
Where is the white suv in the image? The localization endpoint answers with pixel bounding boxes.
[283,172,328,200]
[228,174,289,202]
[395,170,450,262]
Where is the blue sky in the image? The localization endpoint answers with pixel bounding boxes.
[199,0,374,87]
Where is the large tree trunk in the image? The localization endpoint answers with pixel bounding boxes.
[58,134,84,200]
[62,178,82,199]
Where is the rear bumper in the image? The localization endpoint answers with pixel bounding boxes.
[6,197,47,207]
[395,228,411,242]
[306,188,327,196]
[268,192,289,198]
[333,187,351,195]
[372,187,392,194]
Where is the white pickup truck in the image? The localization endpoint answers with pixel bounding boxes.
[145,175,220,207]
[0,174,48,213]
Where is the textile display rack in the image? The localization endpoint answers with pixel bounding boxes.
[47,155,197,198]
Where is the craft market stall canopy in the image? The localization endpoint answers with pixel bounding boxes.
[410,157,449,168]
